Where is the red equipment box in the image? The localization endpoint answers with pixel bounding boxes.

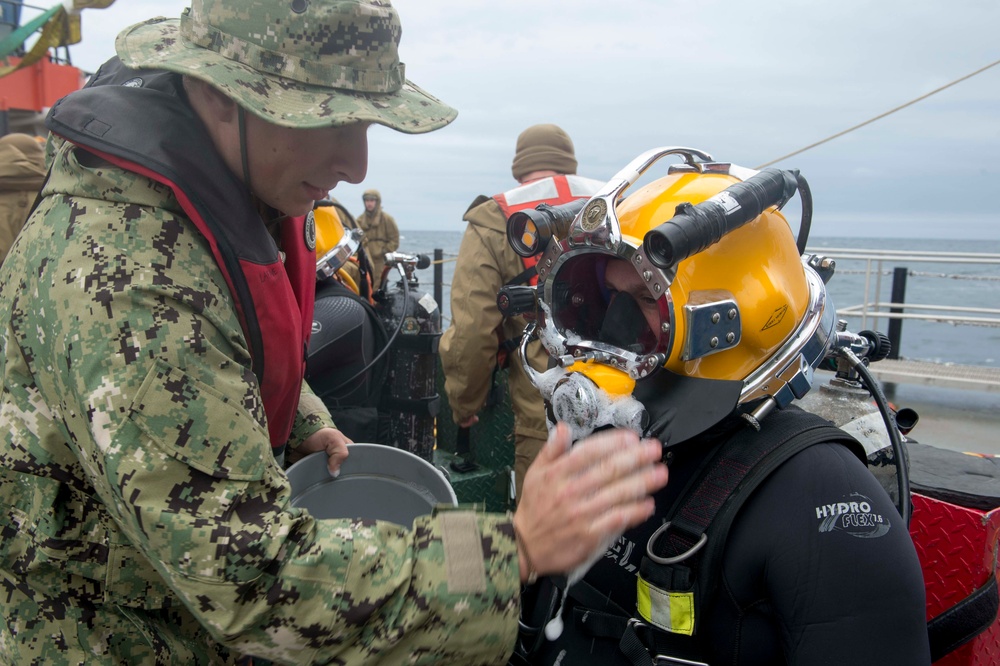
[909,484,1000,665]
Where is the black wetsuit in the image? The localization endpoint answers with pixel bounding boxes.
[530,434,932,665]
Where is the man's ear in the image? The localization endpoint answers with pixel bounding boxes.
[182,76,237,124]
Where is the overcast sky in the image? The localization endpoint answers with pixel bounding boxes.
[27,0,1000,240]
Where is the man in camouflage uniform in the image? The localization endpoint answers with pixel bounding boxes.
[440,124,605,500]
[0,1,668,663]
[356,188,400,287]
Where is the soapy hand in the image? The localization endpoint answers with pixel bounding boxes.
[513,423,667,585]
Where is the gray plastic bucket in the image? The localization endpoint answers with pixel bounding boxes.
[286,444,457,527]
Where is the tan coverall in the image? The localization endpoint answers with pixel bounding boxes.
[439,197,550,499]
[0,134,46,265]
[356,188,399,285]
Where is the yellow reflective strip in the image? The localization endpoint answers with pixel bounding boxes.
[668,592,695,636]
[637,576,653,621]
[636,575,696,636]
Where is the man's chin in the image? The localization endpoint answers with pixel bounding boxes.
[281,201,314,218]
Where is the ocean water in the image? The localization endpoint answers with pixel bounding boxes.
[399,232,1000,369]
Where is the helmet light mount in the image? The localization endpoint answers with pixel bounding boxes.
[642,167,800,269]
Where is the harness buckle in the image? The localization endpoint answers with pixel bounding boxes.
[627,617,649,632]
[646,521,708,565]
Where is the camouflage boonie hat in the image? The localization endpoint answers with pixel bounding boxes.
[115,0,457,132]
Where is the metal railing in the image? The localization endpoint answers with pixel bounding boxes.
[809,247,1000,334]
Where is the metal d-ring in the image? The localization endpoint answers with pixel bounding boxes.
[645,522,708,565]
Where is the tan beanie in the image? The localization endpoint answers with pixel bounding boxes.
[510,123,577,182]
[0,133,45,162]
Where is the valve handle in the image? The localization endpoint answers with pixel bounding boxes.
[497,285,538,318]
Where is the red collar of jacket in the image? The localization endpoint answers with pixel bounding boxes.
[46,58,315,449]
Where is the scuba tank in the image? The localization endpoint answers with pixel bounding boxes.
[374,251,441,462]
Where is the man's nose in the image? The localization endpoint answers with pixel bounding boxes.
[330,124,369,185]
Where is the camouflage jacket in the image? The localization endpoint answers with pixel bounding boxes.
[0,111,519,664]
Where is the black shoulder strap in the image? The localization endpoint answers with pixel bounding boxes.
[550,409,863,665]
[640,407,864,639]
[505,263,537,288]
[651,406,863,570]
[927,563,999,661]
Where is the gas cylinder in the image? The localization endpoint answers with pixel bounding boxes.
[375,252,442,461]
[798,373,902,507]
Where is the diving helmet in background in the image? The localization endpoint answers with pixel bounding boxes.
[307,199,387,442]
[314,199,374,301]
[503,147,835,446]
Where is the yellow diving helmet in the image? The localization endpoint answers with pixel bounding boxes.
[314,200,365,295]
[504,147,838,445]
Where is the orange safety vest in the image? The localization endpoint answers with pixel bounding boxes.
[492,174,604,285]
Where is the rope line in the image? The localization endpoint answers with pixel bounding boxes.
[756,57,1000,168]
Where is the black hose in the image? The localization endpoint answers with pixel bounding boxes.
[850,354,912,525]
[793,173,813,255]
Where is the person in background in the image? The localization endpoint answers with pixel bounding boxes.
[0,0,668,663]
[440,123,605,500]
[0,132,46,264]
[356,188,399,285]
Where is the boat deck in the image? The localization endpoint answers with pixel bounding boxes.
[866,360,999,456]
[868,359,1000,393]
[813,367,999,457]
[878,379,998,457]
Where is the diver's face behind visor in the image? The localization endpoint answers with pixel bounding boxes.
[549,254,666,358]
[604,259,662,342]
[515,147,835,447]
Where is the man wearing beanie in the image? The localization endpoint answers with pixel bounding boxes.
[440,123,606,500]
[0,133,46,265]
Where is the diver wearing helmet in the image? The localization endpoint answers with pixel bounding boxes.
[508,148,931,665]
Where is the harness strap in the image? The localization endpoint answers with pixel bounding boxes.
[559,408,863,665]
[507,263,538,288]
[565,559,709,665]
[514,408,863,664]
[927,570,1000,662]
[641,408,865,636]
[654,409,865,561]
